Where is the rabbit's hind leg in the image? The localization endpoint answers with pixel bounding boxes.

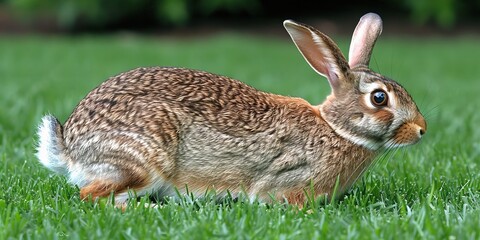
[77,162,150,204]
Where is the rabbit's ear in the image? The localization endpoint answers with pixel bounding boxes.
[284,20,350,92]
[348,13,383,68]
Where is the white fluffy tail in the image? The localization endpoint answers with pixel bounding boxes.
[36,115,69,175]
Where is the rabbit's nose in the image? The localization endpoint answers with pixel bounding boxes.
[414,114,427,137]
[419,128,425,136]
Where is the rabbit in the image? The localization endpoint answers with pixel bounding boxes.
[36,13,426,206]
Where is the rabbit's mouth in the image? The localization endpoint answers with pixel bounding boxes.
[384,115,427,148]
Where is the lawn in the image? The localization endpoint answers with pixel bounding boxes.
[0,31,479,239]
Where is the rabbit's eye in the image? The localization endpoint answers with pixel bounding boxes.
[371,90,388,106]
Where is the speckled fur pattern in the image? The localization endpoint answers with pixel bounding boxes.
[36,13,426,206]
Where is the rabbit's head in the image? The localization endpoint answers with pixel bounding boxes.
[284,13,426,150]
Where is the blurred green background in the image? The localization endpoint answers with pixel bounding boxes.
[1,1,480,239]
[1,0,480,31]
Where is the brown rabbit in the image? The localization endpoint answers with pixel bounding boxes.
[36,13,426,206]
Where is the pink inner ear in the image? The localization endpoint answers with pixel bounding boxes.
[283,20,347,91]
[348,13,382,68]
[348,32,373,68]
[292,32,331,78]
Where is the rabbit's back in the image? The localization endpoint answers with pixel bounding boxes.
[65,67,290,138]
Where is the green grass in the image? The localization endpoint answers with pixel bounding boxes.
[1,32,479,239]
